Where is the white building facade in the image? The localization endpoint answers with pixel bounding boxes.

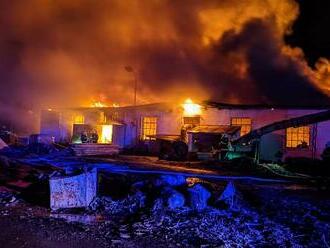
[40,102,330,161]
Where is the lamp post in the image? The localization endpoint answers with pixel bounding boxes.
[124,66,137,106]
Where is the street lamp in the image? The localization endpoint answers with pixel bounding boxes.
[124,66,137,106]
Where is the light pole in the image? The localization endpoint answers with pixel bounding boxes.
[124,66,137,106]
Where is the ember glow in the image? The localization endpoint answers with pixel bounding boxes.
[182,99,202,117]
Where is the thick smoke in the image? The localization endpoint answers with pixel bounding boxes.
[0,0,329,133]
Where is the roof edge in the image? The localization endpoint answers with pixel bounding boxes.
[204,101,330,110]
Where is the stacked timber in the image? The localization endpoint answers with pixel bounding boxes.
[70,144,120,156]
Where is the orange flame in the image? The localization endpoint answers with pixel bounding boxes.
[91,101,107,108]
[182,98,202,116]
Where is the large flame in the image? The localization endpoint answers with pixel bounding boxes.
[90,101,120,108]
[182,98,202,116]
[91,101,107,108]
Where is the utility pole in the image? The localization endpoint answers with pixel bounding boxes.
[124,66,137,106]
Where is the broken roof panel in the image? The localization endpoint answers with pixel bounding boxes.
[187,125,240,135]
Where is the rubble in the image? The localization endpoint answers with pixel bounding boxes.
[0,192,19,206]
[89,191,146,215]
[152,198,165,213]
[218,181,244,210]
[157,175,186,186]
[162,187,185,209]
[188,184,211,211]
[0,154,329,247]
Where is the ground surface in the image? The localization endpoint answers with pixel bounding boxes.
[0,152,330,247]
[1,186,330,248]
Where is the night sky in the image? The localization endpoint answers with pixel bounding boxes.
[287,1,330,65]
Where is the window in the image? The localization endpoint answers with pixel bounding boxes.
[231,117,252,136]
[100,125,113,144]
[73,115,84,124]
[183,116,200,125]
[142,117,157,140]
[286,126,310,148]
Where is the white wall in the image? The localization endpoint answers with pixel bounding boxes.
[201,108,330,160]
[42,105,330,160]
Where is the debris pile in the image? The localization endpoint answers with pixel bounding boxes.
[0,192,19,206]
[0,153,329,247]
[162,187,185,209]
[188,184,211,211]
[89,191,146,215]
[123,206,301,247]
[217,181,245,210]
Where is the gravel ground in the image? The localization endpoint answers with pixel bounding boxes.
[0,186,329,248]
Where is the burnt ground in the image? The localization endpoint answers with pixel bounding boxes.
[0,153,330,247]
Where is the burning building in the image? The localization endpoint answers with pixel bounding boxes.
[40,99,330,162]
[0,0,328,162]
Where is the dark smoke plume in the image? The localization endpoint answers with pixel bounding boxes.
[0,0,328,133]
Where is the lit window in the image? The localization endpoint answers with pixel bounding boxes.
[183,116,200,125]
[286,126,310,148]
[100,125,113,144]
[73,115,84,124]
[231,117,252,136]
[142,117,157,140]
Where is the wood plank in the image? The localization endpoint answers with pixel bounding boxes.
[70,143,120,156]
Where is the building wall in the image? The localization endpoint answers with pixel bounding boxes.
[40,110,61,142]
[40,105,330,160]
[316,120,330,158]
[202,108,330,160]
[112,106,183,148]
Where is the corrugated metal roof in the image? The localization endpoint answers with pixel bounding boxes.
[187,125,240,134]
